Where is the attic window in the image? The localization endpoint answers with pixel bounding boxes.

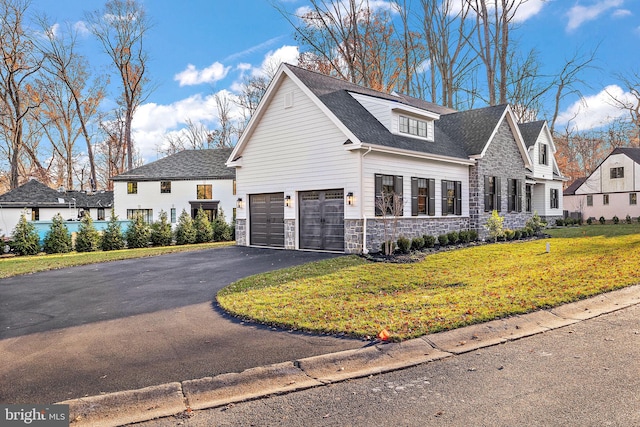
[284,91,294,109]
[399,115,428,138]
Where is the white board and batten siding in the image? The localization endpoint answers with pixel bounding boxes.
[235,75,360,221]
[362,151,469,218]
[529,130,555,180]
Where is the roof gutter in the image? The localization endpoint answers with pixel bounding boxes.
[354,144,476,166]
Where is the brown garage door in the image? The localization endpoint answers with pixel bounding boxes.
[299,189,344,252]
[250,193,284,247]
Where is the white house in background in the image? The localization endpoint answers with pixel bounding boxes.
[519,121,567,217]
[227,63,565,254]
[564,147,640,221]
[0,179,113,237]
[112,148,236,226]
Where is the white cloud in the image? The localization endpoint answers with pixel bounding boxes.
[73,21,91,37]
[555,85,633,131]
[612,8,632,18]
[446,0,546,23]
[566,0,624,32]
[174,62,230,86]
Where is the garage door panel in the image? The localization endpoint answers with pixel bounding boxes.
[250,193,284,248]
[299,189,344,252]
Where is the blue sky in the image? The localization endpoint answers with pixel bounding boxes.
[30,0,640,163]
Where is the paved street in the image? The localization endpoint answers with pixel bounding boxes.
[135,303,640,427]
[0,246,365,404]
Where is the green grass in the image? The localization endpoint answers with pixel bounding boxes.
[218,225,640,341]
[0,241,234,279]
[546,223,640,238]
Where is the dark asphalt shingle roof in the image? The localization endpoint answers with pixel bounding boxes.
[112,148,235,181]
[285,64,515,160]
[563,177,586,195]
[611,147,640,164]
[518,120,546,148]
[0,180,113,208]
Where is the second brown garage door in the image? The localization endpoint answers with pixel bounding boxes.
[299,189,344,252]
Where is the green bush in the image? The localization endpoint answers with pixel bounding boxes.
[514,229,522,240]
[505,229,516,240]
[380,240,396,254]
[555,218,564,226]
[150,210,173,247]
[485,210,505,242]
[411,236,425,251]
[75,214,101,252]
[10,213,40,255]
[43,214,72,254]
[458,230,471,244]
[525,211,546,235]
[587,217,593,225]
[125,213,151,249]
[612,215,619,224]
[396,236,411,254]
[599,216,606,224]
[423,235,436,248]
[212,208,232,242]
[469,230,479,241]
[625,214,632,224]
[194,207,214,243]
[101,212,125,251]
[175,209,196,245]
[437,234,449,246]
[447,230,459,245]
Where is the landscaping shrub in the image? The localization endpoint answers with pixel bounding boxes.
[447,230,459,245]
[599,216,606,224]
[505,229,516,240]
[396,236,411,254]
[587,217,593,225]
[75,214,101,252]
[485,210,505,242]
[212,208,232,242]
[10,213,40,255]
[125,213,151,249]
[612,215,619,224]
[194,207,214,243]
[43,214,72,254]
[411,236,425,251]
[525,211,546,235]
[555,218,564,226]
[101,212,125,251]
[175,209,196,245]
[514,229,522,240]
[626,214,632,224]
[458,230,471,244]
[380,240,396,254]
[468,230,479,241]
[438,234,449,246]
[423,235,436,248]
[150,210,173,247]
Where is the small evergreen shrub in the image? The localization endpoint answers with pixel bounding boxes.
[75,214,101,252]
[423,235,436,248]
[194,207,214,243]
[396,236,411,254]
[175,209,196,245]
[612,215,619,224]
[468,230,479,241]
[447,231,459,245]
[411,236,425,251]
[525,211,546,235]
[514,229,522,240]
[555,218,564,226]
[10,213,40,255]
[599,216,606,224]
[150,210,173,246]
[458,230,471,244]
[125,213,151,249]
[212,208,232,242]
[485,210,505,242]
[438,234,449,246]
[587,217,593,225]
[505,229,516,240]
[43,214,72,254]
[101,212,125,251]
[625,214,632,224]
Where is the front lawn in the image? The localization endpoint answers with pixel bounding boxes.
[218,227,640,341]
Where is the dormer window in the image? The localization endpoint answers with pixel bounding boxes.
[399,116,428,138]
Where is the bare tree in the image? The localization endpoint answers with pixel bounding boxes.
[608,69,640,145]
[0,0,43,189]
[210,93,236,148]
[160,118,213,155]
[86,0,151,171]
[37,18,107,191]
[375,190,403,255]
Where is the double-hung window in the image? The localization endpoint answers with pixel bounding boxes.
[586,195,593,206]
[610,167,624,179]
[550,189,559,209]
[127,182,137,194]
[399,116,428,138]
[484,176,501,212]
[603,194,609,205]
[441,180,462,215]
[375,174,403,216]
[539,144,548,165]
[631,193,637,205]
[507,179,522,212]
[411,177,435,216]
[525,184,532,212]
[161,181,171,193]
[197,184,212,200]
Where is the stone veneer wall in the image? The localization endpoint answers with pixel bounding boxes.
[469,119,530,239]
[285,219,296,249]
[344,219,363,254]
[235,218,246,246]
[364,217,470,254]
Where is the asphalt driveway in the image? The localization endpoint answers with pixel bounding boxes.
[0,246,365,403]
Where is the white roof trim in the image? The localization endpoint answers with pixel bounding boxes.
[357,144,476,166]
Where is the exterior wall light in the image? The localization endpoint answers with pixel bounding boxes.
[285,195,292,207]
[346,192,354,206]
[236,197,244,209]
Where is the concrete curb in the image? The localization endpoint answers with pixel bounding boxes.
[58,284,640,427]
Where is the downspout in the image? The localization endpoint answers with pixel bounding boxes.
[360,146,372,254]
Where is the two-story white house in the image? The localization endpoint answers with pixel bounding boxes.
[564,147,640,221]
[226,64,565,253]
[112,149,236,226]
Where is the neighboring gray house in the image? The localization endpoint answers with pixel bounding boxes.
[0,179,113,237]
[112,148,236,226]
[227,64,565,253]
